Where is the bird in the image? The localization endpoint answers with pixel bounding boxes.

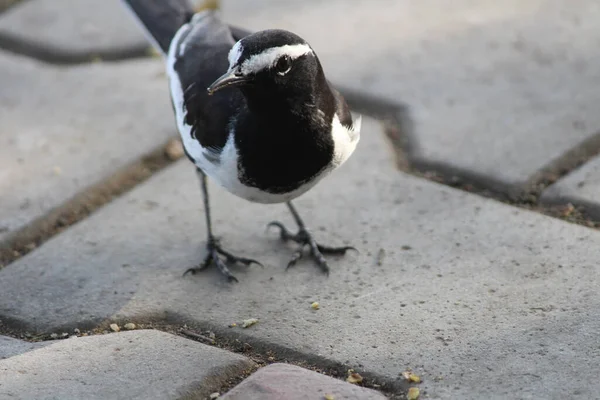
[121,0,361,282]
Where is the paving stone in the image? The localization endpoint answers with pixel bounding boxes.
[221,363,387,400]
[221,0,600,195]
[541,155,600,219]
[1,117,600,398]
[0,335,44,359]
[0,0,149,61]
[0,330,255,400]
[0,52,174,246]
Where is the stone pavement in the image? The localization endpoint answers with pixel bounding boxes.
[1,0,600,399]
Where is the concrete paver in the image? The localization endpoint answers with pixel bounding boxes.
[0,0,149,61]
[1,117,599,398]
[222,0,600,195]
[0,52,174,246]
[0,330,255,400]
[0,335,44,359]
[541,156,600,219]
[221,363,388,400]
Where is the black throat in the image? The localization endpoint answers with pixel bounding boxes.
[234,73,336,194]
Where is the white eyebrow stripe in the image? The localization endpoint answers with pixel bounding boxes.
[228,41,244,67]
[238,44,313,74]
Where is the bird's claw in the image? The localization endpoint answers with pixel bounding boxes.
[268,220,355,274]
[183,237,261,282]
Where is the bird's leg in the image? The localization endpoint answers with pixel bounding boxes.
[268,201,356,274]
[184,169,262,282]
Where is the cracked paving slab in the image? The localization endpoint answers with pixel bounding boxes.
[0,117,599,398]
[0,0,150,61]
[0,52,174,246]
[0,330,255,400]
[221,0,600,196]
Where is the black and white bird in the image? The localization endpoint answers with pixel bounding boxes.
[121,0,361,282]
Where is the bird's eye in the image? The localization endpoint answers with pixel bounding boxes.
[275,55,292,75]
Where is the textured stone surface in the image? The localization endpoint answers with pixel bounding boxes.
[0,330,255,400]
[541,156,600,219]
[0,52,174,245]
[0,335,43,359]
[0,0,149,60]
[221,363,388,400]
[222,0,600,194]
[1,117,600,398]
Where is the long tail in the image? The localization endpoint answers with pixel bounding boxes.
[120,0,195,55]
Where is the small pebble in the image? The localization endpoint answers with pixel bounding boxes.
[110,324,120,332]
[165,138,185,160]
[209,392,220,399]
[311,301,320,310]
[124,323,136,330]
[242,318,259,328]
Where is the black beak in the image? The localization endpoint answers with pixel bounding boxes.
[207,70,249,95]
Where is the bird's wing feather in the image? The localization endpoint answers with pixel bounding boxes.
[168,11,243,153]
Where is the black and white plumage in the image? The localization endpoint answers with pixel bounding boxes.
[122,0,361,282]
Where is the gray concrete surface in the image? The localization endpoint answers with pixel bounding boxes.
[0,52,175,245]
[0,330,255,400]
[0,0,149,61]
[222,0,600,195]
[1,117,599,398]
[0,335,44,359]
[541,156,600,219]
[221,363,388,400]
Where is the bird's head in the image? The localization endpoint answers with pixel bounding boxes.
[207,29,322,102]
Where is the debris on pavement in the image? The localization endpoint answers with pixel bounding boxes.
[311,301,320,310]
[124,323,136,330]
[346,370,363,384]
[402,370,421,383]
[110,324,120,332]
[242,318,259,328]
[407,387,420,400]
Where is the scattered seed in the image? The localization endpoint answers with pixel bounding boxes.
[407,387,420,400]
[402,371,421,383]
[346,372,363,384]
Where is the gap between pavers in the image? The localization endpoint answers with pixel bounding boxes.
[221,0,600,198]
[0,329,256,400]
[1,116,600,399]
[0,0,150,63]
[541,154,600,220]
[0,51,176,250]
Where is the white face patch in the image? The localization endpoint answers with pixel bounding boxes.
[228,43,313,75]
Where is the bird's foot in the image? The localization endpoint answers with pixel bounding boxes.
[183,237,262,282]
[267,221,356,275]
